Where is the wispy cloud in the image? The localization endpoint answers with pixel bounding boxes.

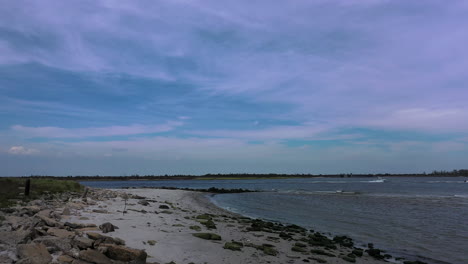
[7,146,39,155]
[11,121,183,139]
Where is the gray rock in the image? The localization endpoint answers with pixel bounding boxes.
[33,236,72,252]
[138,200,150,206]
[36,214,59,227]
[99,222,117,233]
[16,243,52,264]
[47,227,75,238]
[73,237,94,249]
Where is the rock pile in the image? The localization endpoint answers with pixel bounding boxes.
[0,189,148,264]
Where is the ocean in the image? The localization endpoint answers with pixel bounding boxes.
[81,177,468,264]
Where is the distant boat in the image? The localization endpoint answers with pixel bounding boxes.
[369,177,386,183]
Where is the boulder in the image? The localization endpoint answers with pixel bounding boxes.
[36,214,59,227]
[79,249,112,264]
[33,236,72,252]
[99,222,117,233]
[73,237,94,249]
[57,254,74,263]
[104,244,147,264]
[18,206,41,216]
[47,228,75,238]
[86,232,125,246]
[16,243,52,264]
[158,205,170,209]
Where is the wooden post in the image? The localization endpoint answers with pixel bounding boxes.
[82,187,88,198]
[24,179,31,196]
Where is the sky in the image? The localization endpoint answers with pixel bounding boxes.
[1,0,468,176]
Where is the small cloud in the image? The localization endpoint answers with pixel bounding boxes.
[253,121,259,126]
[8,146,39,155]
[178,116,190,120]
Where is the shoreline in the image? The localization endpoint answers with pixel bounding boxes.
[0,188,428,264]
[71,188,403,264]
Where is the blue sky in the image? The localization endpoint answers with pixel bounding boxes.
[1,0,468,176]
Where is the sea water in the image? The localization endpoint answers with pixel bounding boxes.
[82,177,468,264]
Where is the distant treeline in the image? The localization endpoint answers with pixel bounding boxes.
[11,169,468,181]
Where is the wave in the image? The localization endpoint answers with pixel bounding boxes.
[299,179,386,184]
[275,190,361,195]
[426,180,468,183]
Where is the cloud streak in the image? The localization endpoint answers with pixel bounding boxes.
[11,121,183,139]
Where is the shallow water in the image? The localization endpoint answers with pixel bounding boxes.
[82,177,468,264]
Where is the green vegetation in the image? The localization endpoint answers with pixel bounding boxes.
[223,241,243,251]
[192,233,221,240]
[189,225,201,231]
[0,177,83,208]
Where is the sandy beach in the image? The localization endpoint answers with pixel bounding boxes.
[65,188,391,264]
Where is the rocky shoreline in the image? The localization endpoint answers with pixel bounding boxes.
[0,188,427,264]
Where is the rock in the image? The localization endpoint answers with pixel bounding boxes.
[86,232,104,240]
[72,259,93,264]
[366,248,384,259]
[64,222,82,229]
[47,228,75,238]
[73,237,94,249]
[104,244,147,264]
[36,214,59,227]
[79,249,112,264]
[16,243,52,264]
[75,227,99,232]
[18,206,41,216]
[86,232,125,246]
[99,222,117,233]
[57,254,74,263]
[158,205,170,209]
[342,256,356,263]
[4,215,25,230]
[147,240,156,246]
[62,208,71,215]
[92,209,108,214]
[192,233,221,240]
[333,235,354,247]
[33,236,72,252]
[352,249,363,257]
[138,200,150,206]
